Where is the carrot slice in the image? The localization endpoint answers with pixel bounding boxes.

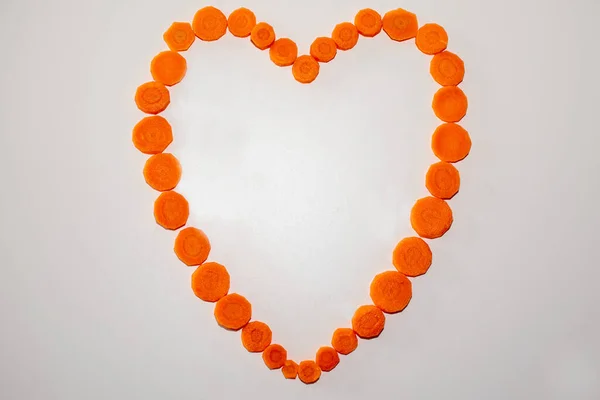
[352,305,385,338]
[163,22,195,52]
[153,191,189,230]
[392,237,432,277]
[292,55,319,83]
[354,8,382,37]
[331,327,358,355]
[309,37,337,62]
[281,360,298,379]
[416,23,448,55]
[192,6,227,41]
[382,8,418,42]
[143,153,181,191]
[262,344,287,369]
[191,262,230,302]
[430,51,465,86]
[241,321,272,352]
[227,7,256,38]
[432,123,471,162]
[150,51,187,86]
[214,293,252,330]
[174,227,211,266]
[432,86,468,122]
[332,22,359,50]
[316,346,340,372]
[250,22,275,50]
[410,196,453,239]
[135,81,170,115]
[269,38,298,67]
[132,116,173,154]
[426,161,460,199]
[370,271,412,313]
[298,360,321,384]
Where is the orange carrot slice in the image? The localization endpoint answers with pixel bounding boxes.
[192,6,227,41]
[416,23,448,55]
[382,8,418,42]
[298,360,321,384]
[352,305,385,338]
[430,51,465,86]
[331,328,358,355]
[292,55,319,83]
[174,227,211,266]
[227,7,256,38]
[163,22,195,52]
[432,123,471,162]
[262,344,287,369]
[392,237,432,277]
[143,153,181,191]
[309,37,337,62]
[370,271,412,313]
[135,81,170,115]
[269,38,298,66]
[316,346,340,372]
[241,321,272,352]
[250,22,275,50]
[153,191,189,230]
[214,293,252,330]
[132,116,173,154]
[332,22,359,50]
[410,196,453,239]
[191,262,230,302]
[354,8,382,37]
[150,51,187,86]
[281,360,298,379]
[432,86,468,122]
[426,161,460,199]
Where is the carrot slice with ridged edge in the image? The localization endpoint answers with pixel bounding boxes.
[269,38,298,66]
[410,196,453,239]
[262,344,287,369]
[426,161,460,199]
[332,22,359,50]
[250,22,275,50]
[227,7,256,38]
[370,271,412,313]
[382,8,418,42]
[352,305,385,338]
[163,22,195,51]
[354,8,382,37]
[153,191,189,230]
[433,86,468,122]
[430,51,465,86]
[135,81,170,115]
[331,327,358,355]
[432,123,471,162]
[292,55,319,83]
[298,360,321,384]
[241,321,272,352]
[191,262,230,302]
[281,360,298,379]
[132,116,173,154]
[316,346,340,372]
[310,37,337,62]
[150,51,187,86]
[416,23,448,55]
[192,6,227,41]
[214,293,252,330]
[393,237,432,277]
[174,227,211,266]
[143,153,181,191]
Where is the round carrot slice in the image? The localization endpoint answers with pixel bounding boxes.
[416,23,448,55]
[192,6,227,41]
[410,196,453,239]
[269,38,298,67]
[227,7,256,38]
[292,55,319,83]
[132,116,173,154]
[392,237,432,277]
[430,51,465,86]
[241,321,272,352]
[432,123,471,162]
[174,227,211,266]
[298,360,321,384]
[352,305,385,338]
[262,344,287,369]
[150,51,187,86]
[331,327,358,355]
[191,262,230,302]
[332,22,359,50]
[315,346,340,372]
[135,81,170,115]
[250,22,275,50]
[163,22,195,52]
[143,153,181,191]
[426,162,460,199]
[382,8,418,42]
[281,360,298,379]
[370,271,412,313]
[354,8,382,37]
[432,86,468,122]
[214,293,252,330]
[309,37,337,62]
[153,191,189,230]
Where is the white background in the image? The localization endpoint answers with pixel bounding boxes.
[1,0,599,399]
